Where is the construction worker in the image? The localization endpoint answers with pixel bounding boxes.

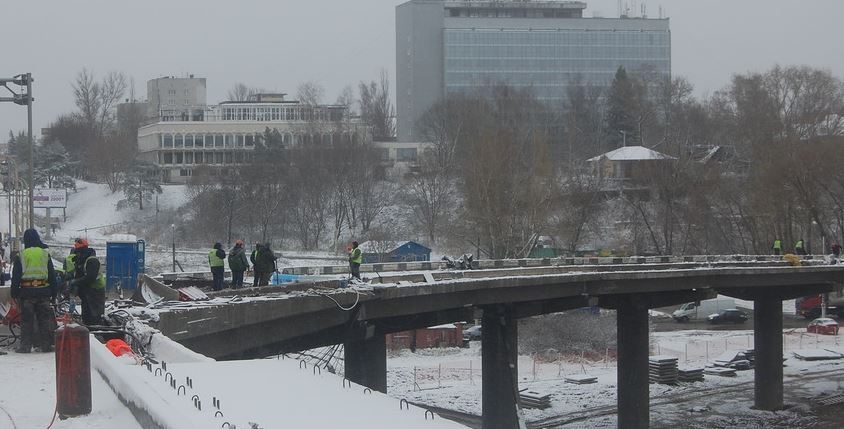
[348,241,363,280]
[254,242,278,286]
[68,238,106,326]
[795,239,807,256]
[250,242,262,287]
[228,240,249,289]
[772,239,782,255]
[10,229,57,353]
[209,242,226,291]
[63,246,77,279]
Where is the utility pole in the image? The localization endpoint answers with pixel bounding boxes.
[26,73,34,229]
[0,73,35,228]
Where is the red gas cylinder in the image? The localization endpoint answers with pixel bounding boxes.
[55,322,92,417]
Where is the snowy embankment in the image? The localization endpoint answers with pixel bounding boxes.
[55,180,188,243]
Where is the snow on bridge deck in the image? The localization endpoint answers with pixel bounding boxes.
[90,332,464,429]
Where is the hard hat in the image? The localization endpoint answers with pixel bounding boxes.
[74,238,89,249]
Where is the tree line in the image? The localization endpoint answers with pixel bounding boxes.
[405,65,844,258]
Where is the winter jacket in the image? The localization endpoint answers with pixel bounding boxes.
[254,247,278,272]
[228,246,249,272]
[11,229,57,299]
[70,247,104,293]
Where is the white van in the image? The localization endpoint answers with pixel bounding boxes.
[672,298,736,322]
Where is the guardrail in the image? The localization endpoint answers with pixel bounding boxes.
[280,254,826,276]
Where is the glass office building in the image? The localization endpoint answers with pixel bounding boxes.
[397,1,671,141]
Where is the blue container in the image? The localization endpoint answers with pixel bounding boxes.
[105,240,145,291]
[271,272,299,285]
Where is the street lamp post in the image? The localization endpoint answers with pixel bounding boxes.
[0,73,35,228]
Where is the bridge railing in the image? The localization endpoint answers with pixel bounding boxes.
[281,254,826,276]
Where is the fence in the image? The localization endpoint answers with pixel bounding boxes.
[402,331,842,391]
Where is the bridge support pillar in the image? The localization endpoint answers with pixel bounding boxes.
[754,297,783,410]
[481,305,520,429]
[344,332,387,393]
[617,298,649,429]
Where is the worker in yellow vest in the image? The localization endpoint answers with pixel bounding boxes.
[10,229,58,353]
[209,242,226,291]
[348,241,363,280]
[67,238,107,326]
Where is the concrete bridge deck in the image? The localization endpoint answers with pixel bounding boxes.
[148,261,844,428]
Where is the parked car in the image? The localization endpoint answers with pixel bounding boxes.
[672,298,736,322]
[807,318,840,335]
[463,325,482,341]
[707,309,748,324]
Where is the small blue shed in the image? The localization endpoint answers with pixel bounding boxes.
[359,240,432,264]
[106,239,145,291]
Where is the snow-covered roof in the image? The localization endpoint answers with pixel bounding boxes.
[358,240,431,254]
[587,146,676,162]
[358,240,411,253]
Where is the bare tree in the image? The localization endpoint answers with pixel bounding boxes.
[359,70,396,140]
[336,85,356,112]
[227,83,263,102]
[297,81,325,106]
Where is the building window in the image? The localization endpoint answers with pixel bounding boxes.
[214,153,224,164]
[224,135,233,148]
[174,135,184,148]
[224,152,234,164]
[236,135,244,148]
[216,136,224,148]
[163,135,173,148]
[163,153,173,164]
[235,151,245,163]
[168,89,176,96]
[185,152,194,164]
[175,152,184,164]
[245,135,254,146]
[185,135,194,148]
[179,169,191,177]
[195,152,204,164]
[397,148,418,162]
[184,89,190,96]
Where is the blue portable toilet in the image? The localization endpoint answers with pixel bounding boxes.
[105,238,145,291]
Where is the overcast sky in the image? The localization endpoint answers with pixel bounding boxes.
[2,0,843,138]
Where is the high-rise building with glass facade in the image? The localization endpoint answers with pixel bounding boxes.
[396,0,671,142]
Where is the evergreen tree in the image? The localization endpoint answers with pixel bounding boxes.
[6,131,30,165]
[119,161,162,210]
[34,143,77,190]
[605,67,639,149]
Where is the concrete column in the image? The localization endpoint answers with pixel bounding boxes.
[616,299,650,429]
[344,334,387,393]
[481,305,519,429]
[754,297,784,410]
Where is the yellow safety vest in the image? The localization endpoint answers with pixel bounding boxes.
[21,247,50,283]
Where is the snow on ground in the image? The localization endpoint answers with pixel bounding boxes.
[57,180,188,243]
[383,328,844,427]
[0,350,142,429]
